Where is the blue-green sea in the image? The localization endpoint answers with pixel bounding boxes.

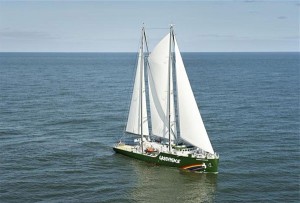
[0,52,299,202]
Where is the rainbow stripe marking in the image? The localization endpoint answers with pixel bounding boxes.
[181,163,207,172]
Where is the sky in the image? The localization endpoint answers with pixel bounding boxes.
[0,0,299,52]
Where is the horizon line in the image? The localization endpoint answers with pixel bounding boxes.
[0,51,299,53]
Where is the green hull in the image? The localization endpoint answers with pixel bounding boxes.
[113,146,219,173]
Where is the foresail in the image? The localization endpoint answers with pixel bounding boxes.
[126,47,149,135]
[148,34,176,141]
[174,37,214,154]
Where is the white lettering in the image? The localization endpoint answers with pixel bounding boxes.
[159,155,181,164]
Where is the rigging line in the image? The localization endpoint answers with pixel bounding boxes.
[146,27,169,30]
[143,30,150,54]
[143,29,153,139]
[120,27,144,141]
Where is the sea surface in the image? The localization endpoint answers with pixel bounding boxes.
[0,52,299,202]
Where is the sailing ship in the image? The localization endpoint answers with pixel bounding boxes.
[113,25,219,173]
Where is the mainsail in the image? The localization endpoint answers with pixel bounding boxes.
[126,45,149,136]
[174,37,214,154]
[148,34,177,141]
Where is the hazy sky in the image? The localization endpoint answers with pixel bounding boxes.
[0,0,299,52]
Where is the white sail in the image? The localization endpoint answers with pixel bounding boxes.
[148,34,176,141]
[126,47,149,135]
[174,37,214,154]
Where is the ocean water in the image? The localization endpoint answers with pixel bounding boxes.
[0,52,299,202]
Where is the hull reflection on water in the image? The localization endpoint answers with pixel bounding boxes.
[129,159,218,202]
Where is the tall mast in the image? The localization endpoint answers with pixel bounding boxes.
[168,25,173,152]
[140,27,144,154]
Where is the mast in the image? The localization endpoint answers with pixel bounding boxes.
[140,27,145,154]
[168,25,173,152]
[171,29,179,145]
